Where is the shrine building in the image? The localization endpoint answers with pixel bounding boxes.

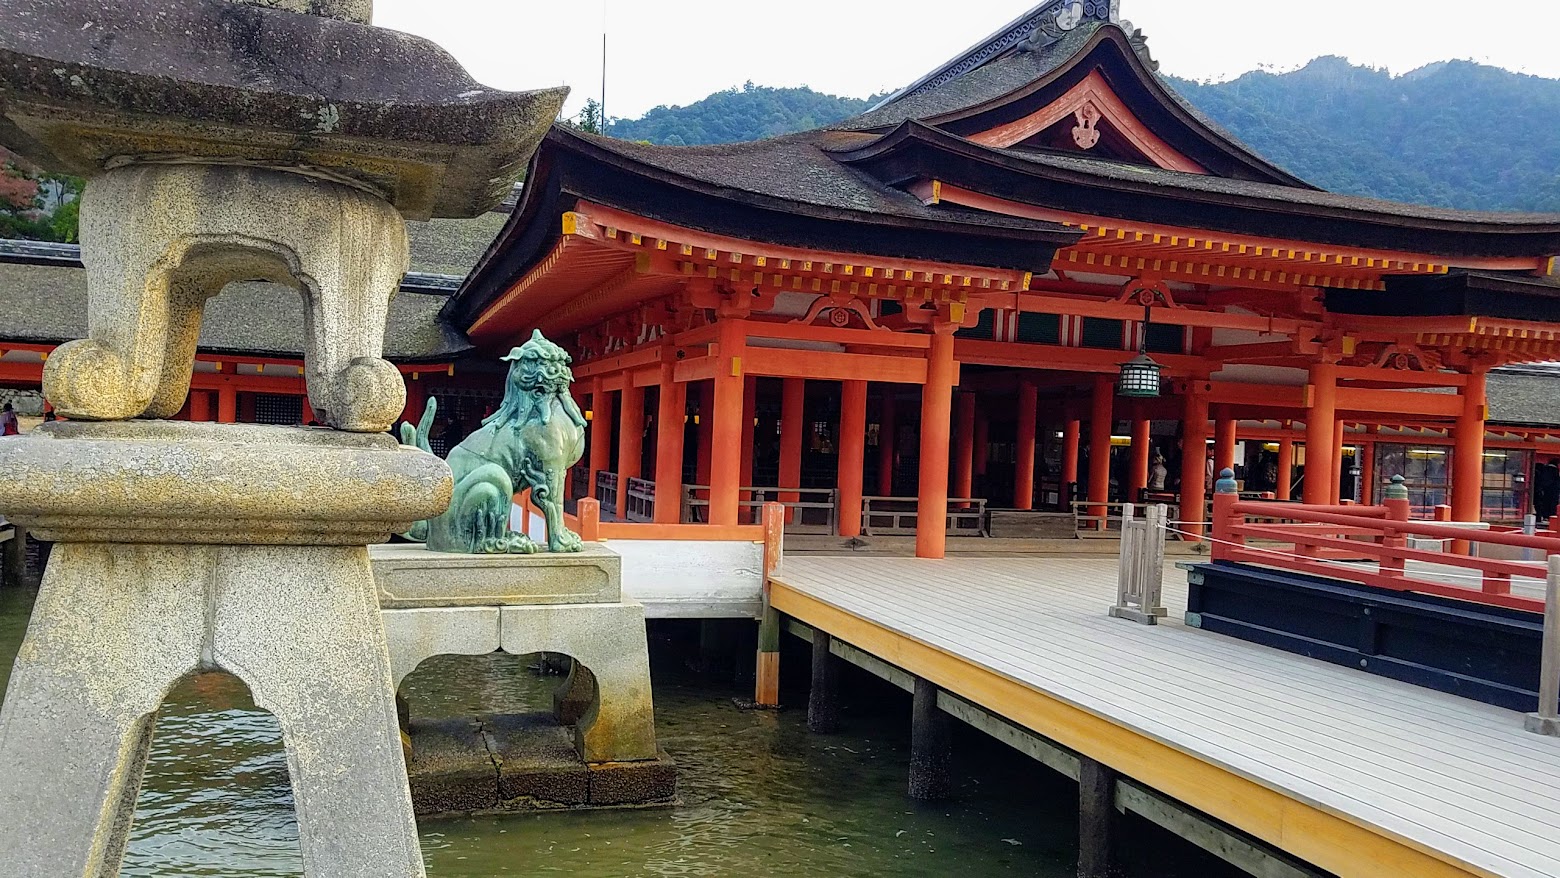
[445,2,1560,558]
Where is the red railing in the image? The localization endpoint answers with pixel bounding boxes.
[1210,475,1560,614]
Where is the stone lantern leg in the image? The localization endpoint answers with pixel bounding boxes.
[0,1,566,875]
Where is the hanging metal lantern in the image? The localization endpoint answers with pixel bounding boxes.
[1117,352,1163,398]
[1118,283,1167,398]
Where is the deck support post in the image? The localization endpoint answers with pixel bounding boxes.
[779,378,805,521]
[878,390,897,497]
[909,676,952,800]
[753,502,785,707]
[711,319,746,526]
[1077,755,1119,878]
[2,524,26,587]
[1015,380,1038,510]
[807,630,839,733]
[916,325,956,559]
[1303,364,1337,505]
[653,361,686,523]
[839,380,867,538]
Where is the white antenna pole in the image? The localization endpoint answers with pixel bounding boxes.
[600,0,608,130]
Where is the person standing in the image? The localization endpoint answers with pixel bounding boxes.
[0,403,18,436]
[1534,458,1560,523]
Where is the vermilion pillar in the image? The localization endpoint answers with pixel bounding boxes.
[696,382,713,489]
[588,381,614,504]
[838,380,867,537]
[953,392,976,504]
[1180,386,1210,537]
[1304,364,1338,505]
[1088,375,1114,524]
[1214,416,1237,474]
[1453,369,1489,522]
[1062,414,1082,509]
[300,395,315,428]
[1331,418,1347,505]
[739,376,758,522]
[1014,381,1039,511]
[973,411,989,478]
[779,378,805,517]
[1358,437,1376,505]
[1128,417,1152,503]
[188,390,212,422]
[877,391,897,497]
[1277,435,1295,501]
[916,326,957,559]
[400,376,426,426]
[710,320,746,526]
[217,384,237,424]
[653,366,686,524]
[618,382,645,485]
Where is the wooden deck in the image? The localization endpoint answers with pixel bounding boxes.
[768,556,1560,878]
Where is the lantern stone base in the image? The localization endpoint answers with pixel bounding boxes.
[0,422,451,878]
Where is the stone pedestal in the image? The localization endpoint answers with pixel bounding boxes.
[0,422,451,878]
[373,545,673,812]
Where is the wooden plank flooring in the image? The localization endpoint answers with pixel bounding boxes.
[770,556,1560,878]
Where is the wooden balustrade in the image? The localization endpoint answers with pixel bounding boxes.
[623,476,656,523]
[1210,472,1560,614]
[682,485,838,535]
[860,496,986,537]
[595,470,619,517]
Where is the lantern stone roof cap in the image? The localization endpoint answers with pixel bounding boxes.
[0,0,567,219]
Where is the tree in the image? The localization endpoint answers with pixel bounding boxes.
[576,98,603,135]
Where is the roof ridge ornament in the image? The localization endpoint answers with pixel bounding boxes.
[890,0,1116,104]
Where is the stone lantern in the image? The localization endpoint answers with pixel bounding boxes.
[0,2,565,876]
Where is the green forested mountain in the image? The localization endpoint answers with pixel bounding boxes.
[603,59,1560,214]
[607,82,880,145]
[1167,58,1560,213]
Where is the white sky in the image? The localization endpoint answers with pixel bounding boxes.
[374,0,1560,120]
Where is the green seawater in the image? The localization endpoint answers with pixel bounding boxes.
[0,586,1243,877]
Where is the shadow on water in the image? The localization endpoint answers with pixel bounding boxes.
[0,589,1252,877]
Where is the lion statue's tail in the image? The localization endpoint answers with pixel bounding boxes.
[399,397,438,542]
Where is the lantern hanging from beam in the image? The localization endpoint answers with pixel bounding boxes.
[1118,286,1168,398]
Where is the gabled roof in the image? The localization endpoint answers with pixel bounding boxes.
[447,125,1081,329]
[846,20,1307,187]
[831,121,1560,259]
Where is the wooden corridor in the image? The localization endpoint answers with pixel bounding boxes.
[768,556,1560,878]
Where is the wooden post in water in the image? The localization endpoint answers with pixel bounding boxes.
[753,502,785,707]
[1,524,23,588]
[908,676,951,800]
[1526,555,1560,736]
[1077,756,1119,878]
[807,630,839,733]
